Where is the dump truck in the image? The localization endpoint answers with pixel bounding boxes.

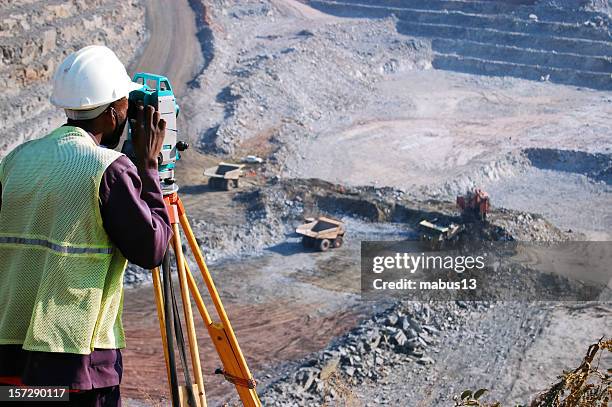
[296,216,346,252]
[457,188,490,221]
[418,219,463,249]
[204,162,245,191]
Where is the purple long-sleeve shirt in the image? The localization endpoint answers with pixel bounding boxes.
[0,128,173,390]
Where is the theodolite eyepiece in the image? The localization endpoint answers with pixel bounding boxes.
[176,141,189,152]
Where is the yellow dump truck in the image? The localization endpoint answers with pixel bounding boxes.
[296,216,346,252]
[204,162,245,191]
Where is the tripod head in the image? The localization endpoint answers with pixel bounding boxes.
[122,72,189,194]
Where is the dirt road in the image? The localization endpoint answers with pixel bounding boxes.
[128,0,203,97]
[271,0,339,20]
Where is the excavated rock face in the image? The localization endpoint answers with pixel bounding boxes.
[307,0,612,90]
[182,7,432,156]
[537,0,612,16]
[0,0,146,157]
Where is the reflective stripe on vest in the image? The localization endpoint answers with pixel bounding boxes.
[0,236,113,255]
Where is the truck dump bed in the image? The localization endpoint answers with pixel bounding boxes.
[204,162,244,179]
[296,216,345,239]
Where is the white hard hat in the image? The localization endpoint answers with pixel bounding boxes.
[50,45,142,117]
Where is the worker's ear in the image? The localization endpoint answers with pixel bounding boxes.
[101,105,117,130]
[112,98,129,124]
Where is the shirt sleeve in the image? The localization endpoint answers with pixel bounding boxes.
[99,156,173,269]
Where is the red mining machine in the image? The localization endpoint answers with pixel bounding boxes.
[457,188,490,222]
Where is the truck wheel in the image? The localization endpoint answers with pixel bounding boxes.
[223,179,232,191]
[319,239,331,252]
[333,236,343,248]
[208,178,216,189]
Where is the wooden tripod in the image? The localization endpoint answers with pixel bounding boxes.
[151,192,261,407]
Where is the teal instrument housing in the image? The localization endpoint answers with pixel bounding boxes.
[130,72,180,115]
[125,72,186,192]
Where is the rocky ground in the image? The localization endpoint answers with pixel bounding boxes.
[173,1,610,405]
[122,175,602,406]
[180,0,612,240]
[0,0,146,155]
[541,0,612,15]
[261,301,476,406]
[0,0,610,406]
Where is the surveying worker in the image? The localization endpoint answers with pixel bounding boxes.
[0,45,172,406]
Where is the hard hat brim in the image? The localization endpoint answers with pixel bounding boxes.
[127,80,144,94]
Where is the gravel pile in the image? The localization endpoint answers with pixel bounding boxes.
[489,209,571,242]
[261,301,479,406]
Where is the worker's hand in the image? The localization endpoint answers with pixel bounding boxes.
[130,101,166,171]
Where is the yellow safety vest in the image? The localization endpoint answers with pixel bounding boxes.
[0,126,128,354]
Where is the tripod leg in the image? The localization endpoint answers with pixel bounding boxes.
[171,224,207,407]
[162,251,181,407]
[169,278,197,407]
[176,205,261,406]
[183,260,213,326]
[183,252,257,395]
[152,267,172,392]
